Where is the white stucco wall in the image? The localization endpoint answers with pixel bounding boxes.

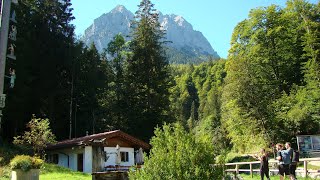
[84,146,93,173]
[58,153,68,168]
[48,148,84,172]
[69,153,77,171]
[49,145,137,172]
[104,147,134,167]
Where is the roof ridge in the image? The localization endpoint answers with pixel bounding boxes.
[46,130,150,150]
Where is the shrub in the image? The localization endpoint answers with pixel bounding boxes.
[129,123,223,180]
[10,155,43,172]
[13,115,56,158]
[0,142,30,166]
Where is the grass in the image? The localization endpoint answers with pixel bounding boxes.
[0,163,91,180]
[40,163,91,180]
[0,141,91,180]
[299,163,320,170]
[240,174,317,180]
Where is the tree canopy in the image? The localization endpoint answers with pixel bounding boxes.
[1,0,319,157]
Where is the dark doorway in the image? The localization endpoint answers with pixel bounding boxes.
[77,153,83,172]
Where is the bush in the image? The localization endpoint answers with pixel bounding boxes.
[0,142,30,166]
[13,115,56,158]
[0,165,11,179]
[129,123,223,180]
[10,155,43,172]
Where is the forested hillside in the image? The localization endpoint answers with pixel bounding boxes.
[161,0,320,153]
[222,0,320,152]
[1,0,319,155]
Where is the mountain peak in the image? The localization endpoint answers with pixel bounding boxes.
[111,5,128,13]
[82,6,219,64]
[174,15,185,26]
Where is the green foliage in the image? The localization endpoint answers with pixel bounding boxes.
[9,155,43,172]
[271,0,320,142]
[0,142,32,179]
[0,143,29,166]
[13,116,56,157]
[98,34,131,131]
[1,0,319,162]
[129,123,223,180]
[125,0,172,140]
[169,60,229,153]
[72,43,106,135]
[0,165,10,180]
[2,0,76,140]
[221,0,320,152]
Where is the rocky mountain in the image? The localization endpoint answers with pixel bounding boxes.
[82,5,219,64]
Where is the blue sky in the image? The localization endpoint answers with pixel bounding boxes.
[71,0,317,58]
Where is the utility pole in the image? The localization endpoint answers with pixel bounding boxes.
[69,71,73,139]
[0,0,12,134]
[69,56,76,139]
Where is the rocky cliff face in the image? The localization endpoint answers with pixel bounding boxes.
[82,5,219,64]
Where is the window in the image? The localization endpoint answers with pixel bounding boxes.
[120,152,129,162]
[47,154,58,164]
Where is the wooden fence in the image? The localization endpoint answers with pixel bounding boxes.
[222,158,320,178]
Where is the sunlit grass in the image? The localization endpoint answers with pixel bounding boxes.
[240,173,316,180]
[40,163,91,180]
[0,163,91,180]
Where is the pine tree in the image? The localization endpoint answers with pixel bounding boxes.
[2,0,75,140]
[127,0,171,141]
[74,43,102,136]
[105,34,131,130]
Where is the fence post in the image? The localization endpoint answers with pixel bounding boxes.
[304,160,308,178]
[250,163,253,178]
[236,164,239,175]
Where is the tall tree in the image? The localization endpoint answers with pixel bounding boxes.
[273,0,320,138]
[73,43,105,136]
[3,0,75,140]
[105,34,130,130]
[126,0,171,141]
[222,3,308,152]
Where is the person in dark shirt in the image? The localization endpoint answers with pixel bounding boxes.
[258,148,270,180]
[286,142,299,180]
[276,143,286,180]
[277,143,293,180]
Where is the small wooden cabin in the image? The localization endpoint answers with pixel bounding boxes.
[46,130,150,173]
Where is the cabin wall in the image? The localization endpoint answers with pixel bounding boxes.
[47,147,84,172]
[84,146,93,173]
[92,146,104,172]
[104,147,135,167]
[58,153,68,168]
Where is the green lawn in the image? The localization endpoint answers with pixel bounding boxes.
[0,163,91,180]
[40,163,91,180]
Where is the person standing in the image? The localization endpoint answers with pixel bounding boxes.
[276,142,293,180]
[286,142,299,180]
[258,148,270,180]
[276,143,290,180]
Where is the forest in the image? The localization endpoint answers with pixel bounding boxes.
[1,0,319,159]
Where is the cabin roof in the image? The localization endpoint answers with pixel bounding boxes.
[46,130,151,150]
